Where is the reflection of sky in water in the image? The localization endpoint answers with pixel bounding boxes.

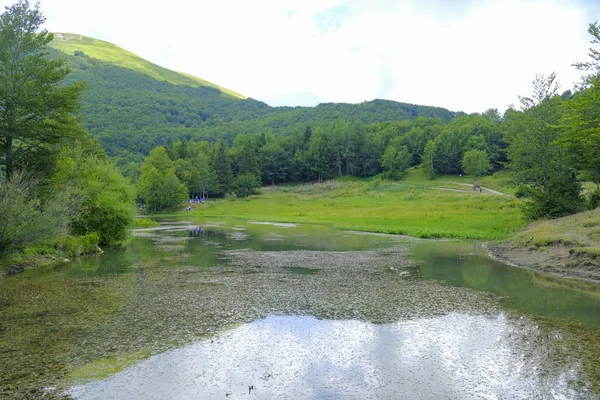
[70,314,582,400]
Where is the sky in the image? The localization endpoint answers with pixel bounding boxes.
[4,0,600,113]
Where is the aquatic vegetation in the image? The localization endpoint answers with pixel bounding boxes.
[1,220,599,398]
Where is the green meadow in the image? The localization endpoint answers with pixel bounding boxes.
[180,170,524,240]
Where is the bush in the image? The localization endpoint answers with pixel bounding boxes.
[587,188,600,210]
[233,173,260,198]
[514,185,532,199]
[0,172,71,255]
[132,218,160,229]
[523,172,585,220]
[226,192,238,201]
[56,233,101,257]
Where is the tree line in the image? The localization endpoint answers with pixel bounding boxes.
[54,47,455,160]
[136,19,600,222]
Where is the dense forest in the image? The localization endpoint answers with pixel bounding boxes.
[135,35,600,222]
[53,47,456,158]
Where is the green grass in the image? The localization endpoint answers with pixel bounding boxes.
[50,33,245,99]
[511,208,600,250]
[180,171,523,240]
[132,217,160,229]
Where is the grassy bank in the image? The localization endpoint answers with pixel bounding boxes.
[491,208,600,281]
[0,234,103,276]
[177,171,523,240]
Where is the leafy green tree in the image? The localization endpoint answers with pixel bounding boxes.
[504,76,564,194]
[233,173,260,197]
[462,149,490,177]
[562,74,600,185]
[212,140,232,196]
[381,145,411,179]
[505,74,584,219]
[421,140,437,179]
[0,0,84,178]
[573,21,600,90]
[175,151,215,198]
[481,108,502,123]
[461,149,491,184]
[381,145,397,174]
[260,141,287,185]
[52,142,135,245]
[138,147,187,211]
[235,142,260,178]
[523,171,584,219]
[307,129,332,182]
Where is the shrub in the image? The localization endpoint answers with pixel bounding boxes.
[523,172,585,220]
[132,218,160,229]
[0,172,71,255]
[233,173,260,198]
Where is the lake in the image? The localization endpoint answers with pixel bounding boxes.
[1,219,599,399]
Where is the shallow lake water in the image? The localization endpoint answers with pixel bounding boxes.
[2,219,600,399]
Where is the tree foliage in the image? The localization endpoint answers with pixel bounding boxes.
[0,172,71,254]
[0,0,84,178]
[138,147,188,211]
[51,141,135,245]
[461,150,491,181]
[0,1,135,258]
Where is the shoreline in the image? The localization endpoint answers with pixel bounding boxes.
[4,218,599,285]
[0,248,103,280]
[485,242,600,283]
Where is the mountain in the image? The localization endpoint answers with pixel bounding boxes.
[51,33,246,99]
[49,34,457,158]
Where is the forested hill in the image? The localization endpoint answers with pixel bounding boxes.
[49,34,456,158]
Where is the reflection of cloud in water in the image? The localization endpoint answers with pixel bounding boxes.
[249,221,297,228]
[69,314,584,400]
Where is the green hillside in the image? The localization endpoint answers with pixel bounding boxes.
[50,33,246,99]
[48,33,457,158]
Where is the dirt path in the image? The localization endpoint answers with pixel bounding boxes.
[395,182,510,196]
[439,181,509,196]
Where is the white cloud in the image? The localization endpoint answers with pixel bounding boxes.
[2,0,599,113]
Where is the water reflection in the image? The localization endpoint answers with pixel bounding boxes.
[2,219,600,398]
[69,314,587,400]
[414,242,600,327]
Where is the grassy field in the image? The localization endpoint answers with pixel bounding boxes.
[179,170,523,240]
[50,33,246,99]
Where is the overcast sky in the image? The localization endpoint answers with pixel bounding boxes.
[4,0,600,113]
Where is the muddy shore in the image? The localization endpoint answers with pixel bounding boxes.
[486,241,600,282]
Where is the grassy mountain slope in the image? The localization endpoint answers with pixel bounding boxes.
[49,33,457,157]
[50,33,245,99]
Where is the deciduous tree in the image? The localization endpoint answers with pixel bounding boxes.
[0,0,84,178]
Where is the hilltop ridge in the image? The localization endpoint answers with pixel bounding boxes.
[50,33,246,100]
